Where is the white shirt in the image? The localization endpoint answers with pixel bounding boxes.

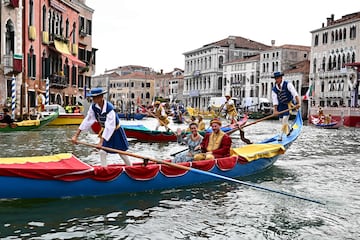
[271,81,299,106]
[79,100,116,141]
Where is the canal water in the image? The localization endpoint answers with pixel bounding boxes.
[0,117,359,239]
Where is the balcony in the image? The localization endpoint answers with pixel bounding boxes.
[3,54,22,75]
[49,74,68,89]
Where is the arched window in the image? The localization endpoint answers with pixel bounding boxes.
[217,77,222,90]
[218,56,224,69]
[42,5,47,31]
[5,20,15,55]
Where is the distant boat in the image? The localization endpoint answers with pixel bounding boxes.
[122,115,248,142]
[0,110,59,132]
[118,112,147,120]
[310,115,340,129]
[45,105,84,126]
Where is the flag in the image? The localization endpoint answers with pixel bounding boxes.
[303,85,313,100]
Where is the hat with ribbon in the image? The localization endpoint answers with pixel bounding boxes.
[88,87,107,97]
[210,118,222,126]
[271,71,284,78]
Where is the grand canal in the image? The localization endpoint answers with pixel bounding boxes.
[0,117,359,239]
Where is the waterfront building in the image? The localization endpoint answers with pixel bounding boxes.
[1,0,95,118]
[0,1,23,115]
[183,36,270,110]
[153,69,184,104]
[309,12,360,127]
[259,44,310,99]
[223,54,261,109]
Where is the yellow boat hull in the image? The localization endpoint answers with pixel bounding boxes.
[48,114,84,126]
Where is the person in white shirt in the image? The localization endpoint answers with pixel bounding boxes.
[71,87,131,166]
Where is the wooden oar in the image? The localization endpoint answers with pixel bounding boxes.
[74,140,324,205]
[170,147,189,157]
[241,106,298,129]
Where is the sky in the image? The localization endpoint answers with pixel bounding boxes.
[86,0,358,75]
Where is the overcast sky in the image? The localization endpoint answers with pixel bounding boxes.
[86,0,358,75]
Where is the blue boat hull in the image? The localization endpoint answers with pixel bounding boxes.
[0,156,278,199]
[0,112,302,199]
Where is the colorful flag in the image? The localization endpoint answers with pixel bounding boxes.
[303,85,313,100]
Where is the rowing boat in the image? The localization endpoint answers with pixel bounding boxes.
[122,115,249,142]
[310,115,340,129]
[0,110,59,132]
[0,111,302,199]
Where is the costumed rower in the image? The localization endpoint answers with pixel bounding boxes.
[71,87,131,166]
[224,94,252,144]
[153,100,170,131]
[271,71,301,141]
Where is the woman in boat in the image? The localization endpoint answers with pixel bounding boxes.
[173,122,203,163]
[71,87,131,166]
[193,118,232,161]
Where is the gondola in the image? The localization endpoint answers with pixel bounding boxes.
[0,111,302,199]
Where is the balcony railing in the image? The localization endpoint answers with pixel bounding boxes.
[49,74,68,89]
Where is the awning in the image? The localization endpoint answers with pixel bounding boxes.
[53,40,86,67]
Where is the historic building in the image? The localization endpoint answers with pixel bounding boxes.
[183,36,270,110]
[309,12,360,108]
[259,44,310,100]
[0,0,95,119]
[223,54,261,105]
[0,0,23,116]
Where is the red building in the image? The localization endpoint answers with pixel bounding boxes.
[22,0,95,116]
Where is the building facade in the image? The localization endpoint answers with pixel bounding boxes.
[309,12,360,108]
[259,44,311,100]
[0,0,23,114]
[1,0,95,119]
[183,36,270,110]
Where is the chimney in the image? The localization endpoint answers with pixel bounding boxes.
[327,14,335,26]
[271,40,275,46]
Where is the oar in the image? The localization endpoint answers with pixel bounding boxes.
[170,147,189,157]
[74,140,325,205]
[241,106,297,129]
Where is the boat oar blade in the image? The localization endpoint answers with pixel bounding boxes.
[189,168,325,205]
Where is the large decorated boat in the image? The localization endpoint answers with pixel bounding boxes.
[0,111,302,199]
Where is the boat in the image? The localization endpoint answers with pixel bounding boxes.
[122,115,249,142]
[117,112,147,120]
[309,107,360,128]
[310,115,340,129]
[0,111,302,199]
[44,104,85,126]
[0,110,59,132]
